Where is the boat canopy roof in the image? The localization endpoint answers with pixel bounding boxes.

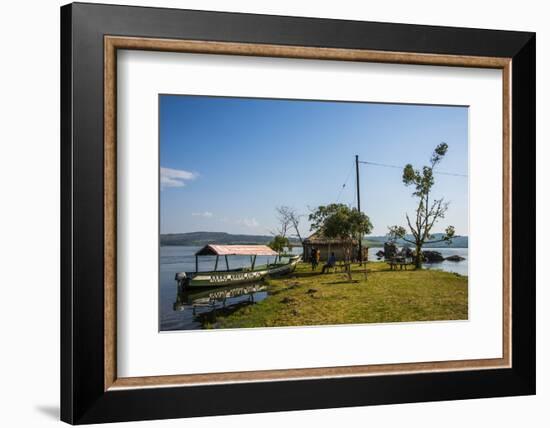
[195,244,278,257]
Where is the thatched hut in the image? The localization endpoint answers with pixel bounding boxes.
[302,232,359,262]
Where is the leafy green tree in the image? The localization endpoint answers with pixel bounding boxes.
[388,143,455,268]
[309,204,373,280]
[268,235,290,256]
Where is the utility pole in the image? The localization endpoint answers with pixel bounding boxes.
[355,155,362,265]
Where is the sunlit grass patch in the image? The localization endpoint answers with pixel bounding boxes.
[209,262,468,329]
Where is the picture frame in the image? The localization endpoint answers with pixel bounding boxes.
[61,2,535,424]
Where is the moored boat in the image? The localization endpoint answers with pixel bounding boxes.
[175,244,301,290]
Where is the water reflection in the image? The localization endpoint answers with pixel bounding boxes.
[171,284,268,329]
[160,245,467,331]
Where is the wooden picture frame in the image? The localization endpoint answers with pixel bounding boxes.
[61,2,535,424]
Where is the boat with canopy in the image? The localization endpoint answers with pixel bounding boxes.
[175,244,301,289]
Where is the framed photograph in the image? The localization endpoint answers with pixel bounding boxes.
[61,2,535,424]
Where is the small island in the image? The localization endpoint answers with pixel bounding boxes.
[199,262,467,329]
[159,95,469,331]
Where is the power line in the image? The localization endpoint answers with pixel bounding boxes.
[336,161,356,202]
[358,160,468,177]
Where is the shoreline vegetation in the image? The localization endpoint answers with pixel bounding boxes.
[160,231,468,248]
[198,262,468,329]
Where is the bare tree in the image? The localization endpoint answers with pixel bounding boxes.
[270,207,291,238]
[275,206,304,244]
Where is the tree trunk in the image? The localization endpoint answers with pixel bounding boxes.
[414,244,422,269]
[345,242,353,281]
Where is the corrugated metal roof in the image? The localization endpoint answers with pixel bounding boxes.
[195,244,278,256]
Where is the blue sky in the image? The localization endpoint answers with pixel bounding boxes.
[160,95,468,237]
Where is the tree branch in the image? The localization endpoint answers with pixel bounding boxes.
[406,213,419,241]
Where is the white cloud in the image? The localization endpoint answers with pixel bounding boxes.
[160,167,197,189]
[192,211,213,218]
[237,217,260,228]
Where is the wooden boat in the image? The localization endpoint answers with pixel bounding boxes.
[175,244,301,289]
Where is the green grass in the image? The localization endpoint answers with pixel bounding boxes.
[206,262,468,329]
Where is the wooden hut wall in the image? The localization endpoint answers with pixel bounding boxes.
[303,244,354,262]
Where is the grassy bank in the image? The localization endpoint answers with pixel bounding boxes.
[205,262,468,329]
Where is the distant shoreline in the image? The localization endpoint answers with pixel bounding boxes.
[160,243,469,249]
[160,231,468,249]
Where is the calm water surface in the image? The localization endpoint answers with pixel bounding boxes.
[159,246,303,331]
[160,245,468,331]
[367,247,469,276]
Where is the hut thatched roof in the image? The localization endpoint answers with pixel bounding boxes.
[303,232,358,245]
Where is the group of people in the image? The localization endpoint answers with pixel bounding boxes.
[310,247,337,274]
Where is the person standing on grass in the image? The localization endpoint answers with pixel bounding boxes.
[322,252,337,274]
[311,247,318,270]
[315,247,321,269]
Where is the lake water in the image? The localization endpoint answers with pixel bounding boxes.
[367,247,469,276]
[159,246,303,331]
[159,245,468,331]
